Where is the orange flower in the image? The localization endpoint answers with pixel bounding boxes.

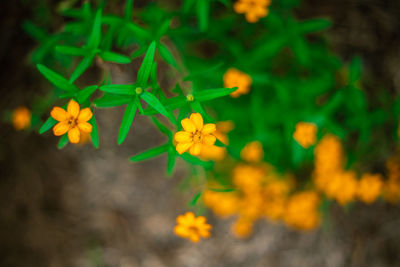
[357,173,383,204]
[241,141,264,162]
[174,113,217,156]
[50,99,93,143]
[233,0,271,23]
[284,191,320,231]
[223,68,252,98]
[174,212,212,242]
[12,106,31,130]
[293,122,318,148]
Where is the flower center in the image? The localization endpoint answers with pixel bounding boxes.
[193,131,202,143]
[67,117,77,128]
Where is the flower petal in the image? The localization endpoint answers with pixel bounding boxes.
[68,127,80,143]
[189,143,202,156]
[50,107,68,122]
[203,135,216,146]
[190,113,203,131]
[77,108,93,122]
[174,131,192,143]
[77,122,93,133]
[181,118,196,133]
[202,123,216,134]
[67,99,80,118]
[176,142,193,154]
[53,121,69,136]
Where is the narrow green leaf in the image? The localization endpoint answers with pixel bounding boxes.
[39,116,57,134]
[141,91,176,124]
[99,84,135,95]
[298,18,332,34]
[155,19,171,39]
[37,64,79,92]
[196,0,209,32]
[190,101,214,122]
[130,144,169,162]
[69,53,95,83]
[77,85,98,103]
[189,191,202,206]
[136,41,156,87]
[125,23,151,41]
[193,87,237,102]
[22,21,47,40]
[124,0,134,21]
[208,188,236,192]
[158,43,177,68]
[88,9,102,49]
[349,56,362,83]
[151,116,172,137]
[143,96,187,115]
[57,134,69,149]
[180,153,213,167]
[167,148,176,176]
[55,45,87,56]
[118,100,138,145]
[89,114,99,148]
[94,94,133,108]
[99,51,131,64]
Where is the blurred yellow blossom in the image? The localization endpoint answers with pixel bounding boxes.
[241,141,264,162]
[233,0,271,23]
[284,191,320,231]
[223,68,252,98]
[214,121,234,145]
[174,212,212,242]
[174,113,216,156]
[231,217,253,238]
[232,164,265,193]
[51,99,93,143]
[203,190,239,217]
[325,171,358,205]
[357,173,383,204]
[12,106,31,130]
[293,122,317,148]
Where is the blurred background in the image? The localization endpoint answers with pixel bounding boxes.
[2,0,400,266]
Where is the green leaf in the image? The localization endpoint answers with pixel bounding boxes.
[94,94,133,107]
[57,134,69,149]
[37,64,79,92]
[196,0,209,32]
[130,144,169,162]
[118,100,138,145]
[167,148,176,176]
[136,41,156,87]
[349,56,362,83]
[69,53,96,83]
[151,116,172,137]
[143,96,187,115]
[158,43,177,68]
[99,84,135,95]
[89,114,99,148]
[208,188,236,192]
[39,116,57,134]
[124,0,134,21]
[180,153,212,167]
[189,191,202,206]
[298,18,332,34]
[141,91,176,124]
[193,87,237,102]
[99,51,131,64]
[22,21,47,40]
[77,85,98,103]
[155,19,171,39]
[55,45,87,56]
[125,23,151,41]
[88,9,102,49]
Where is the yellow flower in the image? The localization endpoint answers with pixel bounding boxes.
[199,145,227,161]
[232,164,265,193]
[214,121,234,145]
[264,197,286,221]
[174,212,212,242]
[174,113,217,156]
[284,191,320,231]
[325,171,358,205]
[203,190,239,217]
[233,0,271,23]
[357,173,383,204]
[12,106,31,130]
[293,122,318,148]
[231,217,253,238]
[223,68,252,98]
[384,179,400,203]
[241,141,264,162]
[50,99,93,144]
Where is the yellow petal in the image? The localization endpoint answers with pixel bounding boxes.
[174,131,192,143]
[77,122,93,133]
[77,108,93,122]
[53,121,70,136]
[181,118,196,133]
[176,142,193,154]
[68,127,80,143]
[202,123,216,134]
[50,107,68,122]
[67,99,80,118]
[189,233,201,242]
[190,113,203,131]
[203,135,216,146]
[189,143,202,156]
[174,225,189,238]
